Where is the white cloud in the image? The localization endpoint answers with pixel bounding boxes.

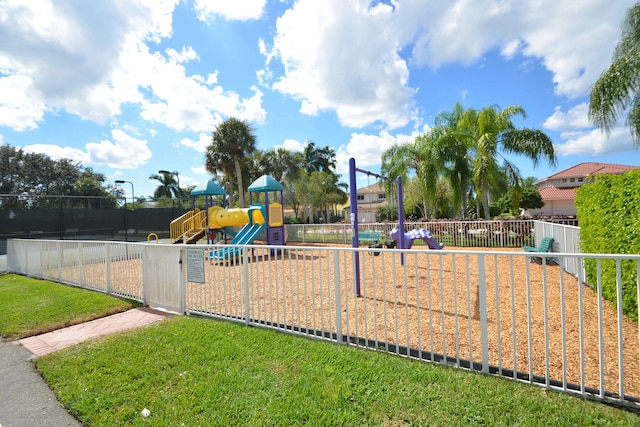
[275,139,306,152]
[403,0,635,99]
[191,165,209,175]
[0,0,265,134]
[178,133,211,153]
[543,103,638,156]
[335,130,414,177]
[23,129,152,169]
[556,128,635,156]
[262,0,635,130]
[0,74,46,130]
[0,0,178,126]
[22,144,89,164]
[543,103,591,131]
[263,0,415,129]
[166,46,199,63]
[193,0,266,22]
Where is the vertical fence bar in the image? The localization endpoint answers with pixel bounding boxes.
[559,257,568,391]
[616,260,624,401]
[493,254,501,375]
[243,248,250,326]
[542,261,550,386]
[637,261,640,398]
[334,250,342,344]
[57,241,62,281]
[596,259,605,399]
[525,260,533,382]
[106,243,111,294]
[478,255,489,373]
[453,254,460,366]
[466,254,473,365]
[509,257,517,379]
[577,256,585,394]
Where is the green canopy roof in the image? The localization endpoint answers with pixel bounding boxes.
[248,175,284,192]
[190,180,226,196]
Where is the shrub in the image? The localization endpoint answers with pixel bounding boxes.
[575,170,639,321]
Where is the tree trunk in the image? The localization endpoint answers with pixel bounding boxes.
[460,176,469,219]
[482,183,491,220]
[234,157,246,208]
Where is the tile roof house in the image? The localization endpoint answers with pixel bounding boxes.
[527,162,640,217]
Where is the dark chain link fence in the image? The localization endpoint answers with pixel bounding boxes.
[1,194,189,255]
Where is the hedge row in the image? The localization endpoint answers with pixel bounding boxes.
[575,170,639,321]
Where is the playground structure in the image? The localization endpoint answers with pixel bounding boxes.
[169,175,285,260]
[390,227,444,250]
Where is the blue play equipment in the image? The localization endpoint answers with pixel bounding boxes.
[209,175,285,261]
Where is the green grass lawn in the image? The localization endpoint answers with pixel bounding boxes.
[0,274,141,340]
[37,316,639,426]
[2,274,638,425]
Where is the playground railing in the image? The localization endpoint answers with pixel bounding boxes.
[170,209,206,243]
[7,238,639,410]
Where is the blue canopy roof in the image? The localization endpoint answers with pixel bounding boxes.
[190,180,226,196]
[248,175,284,192]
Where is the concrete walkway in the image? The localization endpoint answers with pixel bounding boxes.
[19,307,171,356]
[1,307,172,426]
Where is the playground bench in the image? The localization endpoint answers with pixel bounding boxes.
[358,230,383,245]
[523,237,556,264]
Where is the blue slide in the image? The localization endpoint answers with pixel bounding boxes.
[210,221,266,261]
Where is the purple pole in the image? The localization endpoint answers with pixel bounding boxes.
[349,158,361,297]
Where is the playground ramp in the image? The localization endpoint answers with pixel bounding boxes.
[209,222,266,261]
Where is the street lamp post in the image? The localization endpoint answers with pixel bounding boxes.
[158,169,180,206]
[115,180,135,209]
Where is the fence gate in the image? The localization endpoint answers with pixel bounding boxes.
[142,245,184,312]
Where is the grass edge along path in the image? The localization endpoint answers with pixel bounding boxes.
[0,274,141,340]
[37,316,639,426]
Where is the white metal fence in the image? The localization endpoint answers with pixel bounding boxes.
[7,238,640,410]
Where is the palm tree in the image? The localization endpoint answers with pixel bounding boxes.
[458,105,557,219]
[206,118,257,208]
[302,141,336,175]
[434,102,474,218]
[589,2,640,145]
[253,147,301,183]
[381,131,443,219]
[149,173,179,200]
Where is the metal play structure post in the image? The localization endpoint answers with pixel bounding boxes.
[349,157,404,297]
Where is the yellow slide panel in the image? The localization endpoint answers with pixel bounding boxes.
[251,208,265,225]
[208,206,249,228]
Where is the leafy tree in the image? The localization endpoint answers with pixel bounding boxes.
[497,183,544,214]
[377,203,398,221]
[74,177,108,209]
[458,105,556,219]
[252,147,302,183]
[0,144,113,209]
[149,172,180,200]
[205,118,257,208]
[302,141,336,175]
[381,131,442,219]
[434,102,474,218]
[589,2,640,145]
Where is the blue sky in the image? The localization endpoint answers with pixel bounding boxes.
[1,0,639,199]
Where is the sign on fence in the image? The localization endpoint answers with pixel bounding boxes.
[186,247,205,284]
